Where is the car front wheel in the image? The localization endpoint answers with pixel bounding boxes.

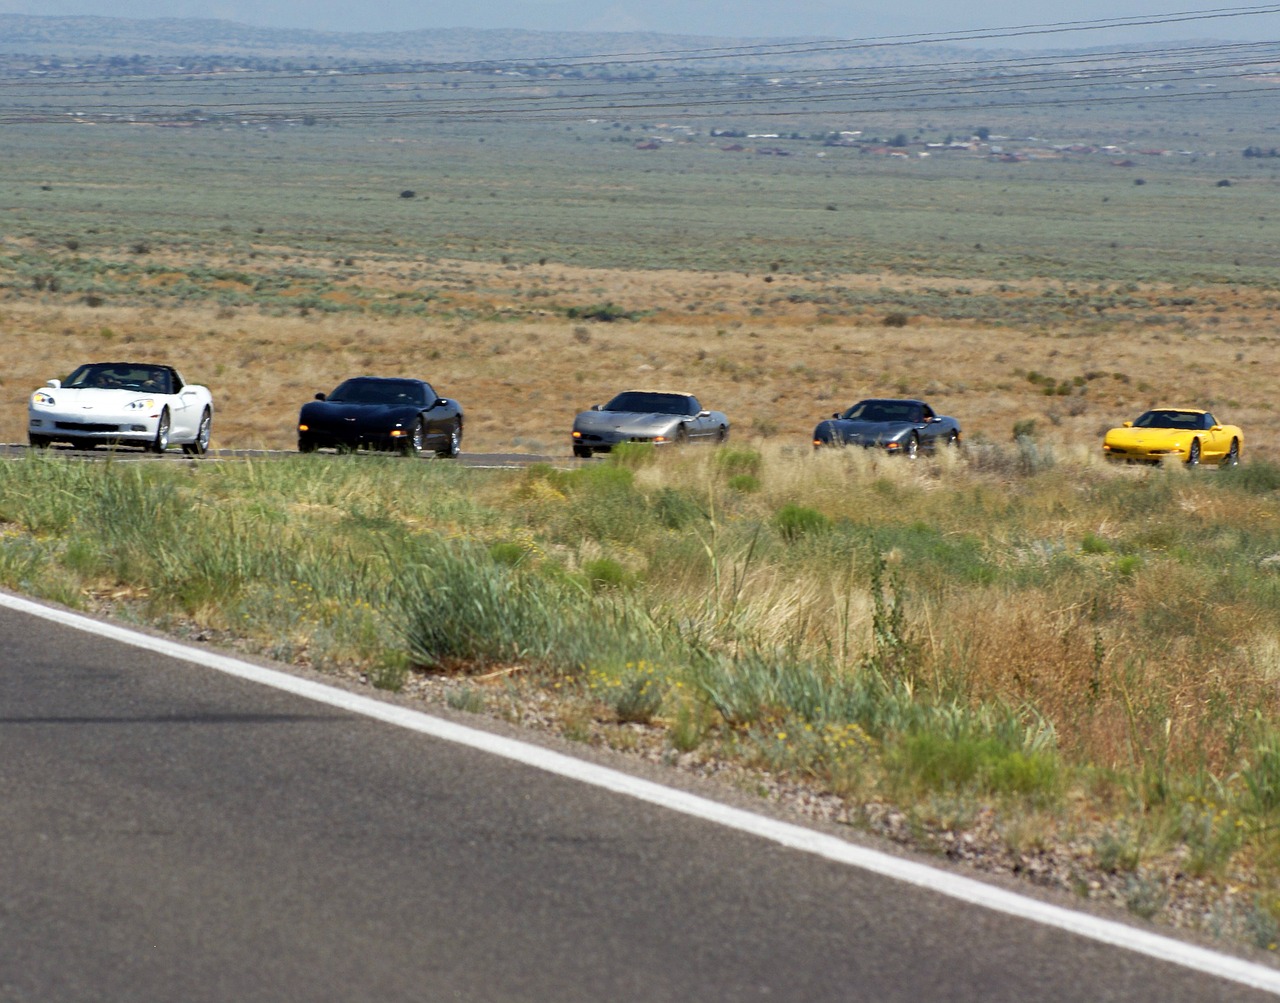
[1187,438,1201,466]
[150,409,171,454]
[436,421,461,458]
[402,418,426,456]
[28,434,51,449]
[903,434,919,459]
[183,408,212,455]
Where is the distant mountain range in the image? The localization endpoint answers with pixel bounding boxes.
[8,12,1207,70]
[0,12,1229,73]
[0,14,832,62]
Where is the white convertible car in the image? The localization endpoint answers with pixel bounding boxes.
[28,362,214,454]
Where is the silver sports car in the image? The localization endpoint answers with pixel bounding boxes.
[572,390,729,458]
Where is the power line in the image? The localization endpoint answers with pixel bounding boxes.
[0,7,1277,124]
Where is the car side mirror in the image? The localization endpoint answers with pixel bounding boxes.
[433,398,447,409]
[1211,424,1223,432]
[46,379,61,389]
[832,412,840,419]
[698,410,710,418]
[315,392,326,401]
[591,404,601,411]
[1122,421,1133,427]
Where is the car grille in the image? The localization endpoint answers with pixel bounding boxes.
[55,421,120,432]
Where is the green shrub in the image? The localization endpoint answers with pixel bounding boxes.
[774,503,830,541]
[714,447,763,478]
[565,302,638,322]
[1216,461,1280,495]
[650,486,705,529]
[591,661,666,724]
[889,730,1060,800]
[607,441,656,468]
[1242,731,1280,817]
[1081,532,1111,555]
[489,541,529,567]
[582,556,632,591]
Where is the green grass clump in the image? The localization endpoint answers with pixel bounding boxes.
[773,503,830,541]
[888,730,1060,802]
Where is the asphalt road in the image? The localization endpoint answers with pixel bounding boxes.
[2,600,1276,1002]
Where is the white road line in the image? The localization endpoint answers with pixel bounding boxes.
[5,588,1279,995]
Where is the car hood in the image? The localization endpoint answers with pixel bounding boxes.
[33,387,157,411]
[303,400,419,420]
[820,418,913,440]
[574,410,680,435]
[1104,427,1188,448]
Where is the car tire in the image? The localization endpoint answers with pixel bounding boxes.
[1187,438,1201,466]
[946,431,960,448]
[573,445,592,458]
[675,425,690,446]
[150,409,171,454]
[182,407,212,455]
[298,437,317,453]
[402,417,426,456]
[904,433,919,459]
[717,424,729,443]
[436,421,461,458]
[28,434,51,449]
[1222,439,1240,467]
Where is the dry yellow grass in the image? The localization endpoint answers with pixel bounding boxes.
[2,253,1277,462]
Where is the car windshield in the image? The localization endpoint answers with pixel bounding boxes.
[328,379,429,406]
[64,363,173,394]
[1133,410,1205,430]
[841,400,921,423]
[603,392,696,416]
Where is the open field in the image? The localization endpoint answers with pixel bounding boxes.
[4,42,1280,954]
[3,259,1280,463]
[3,65,1280,456]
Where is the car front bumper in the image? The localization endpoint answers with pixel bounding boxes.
[29,408,161,446]
[572,429,676,452]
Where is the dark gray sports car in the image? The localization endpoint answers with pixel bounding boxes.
[572,390,729,458]
[812,398,960,457]
[297,376,463,457]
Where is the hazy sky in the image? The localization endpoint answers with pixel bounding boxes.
[3,0,1279,44]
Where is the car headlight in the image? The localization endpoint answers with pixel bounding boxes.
[125,398,156,411]
[32,391,55,406]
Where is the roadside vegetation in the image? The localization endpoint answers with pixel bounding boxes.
[3,444,1280,947]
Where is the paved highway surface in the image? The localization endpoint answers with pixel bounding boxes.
[2,599,1278,1002]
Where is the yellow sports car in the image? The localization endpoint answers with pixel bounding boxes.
[1102,408,1242,466]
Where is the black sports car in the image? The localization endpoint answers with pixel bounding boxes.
[297,377,463,456]
[812,398,960,457]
